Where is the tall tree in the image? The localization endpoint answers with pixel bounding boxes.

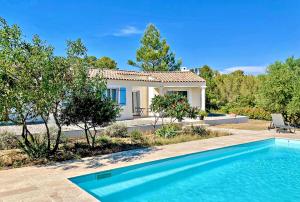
[0,17,71,158]
[128,24,181,71]
[198,65,220,110]
[95,56,117,69]
[258,57,300,124]
[86,56,117,69]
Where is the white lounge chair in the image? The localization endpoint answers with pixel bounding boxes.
[270,114,295,133]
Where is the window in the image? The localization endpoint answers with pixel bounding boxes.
[106,87,126,106]
[107,89,118,102]
[167,90,188,98]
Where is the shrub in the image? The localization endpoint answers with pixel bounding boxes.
[155,124,181,138]
[183,125,209,136]
[104,124,128,138]
[188,107,200,119]
[191,126,209,136]
[95,135,112,146]
[18,134,48,159]
[229,107,271,120]
[130,130,145,144]
[0,132,19,150]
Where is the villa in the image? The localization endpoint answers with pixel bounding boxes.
[90,68,207,120]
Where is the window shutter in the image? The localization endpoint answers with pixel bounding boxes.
[119,87,126,106]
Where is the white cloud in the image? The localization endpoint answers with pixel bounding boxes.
[113,26,143,37]
[221,66,266,75]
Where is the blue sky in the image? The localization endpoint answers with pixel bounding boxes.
[1,0,300,74]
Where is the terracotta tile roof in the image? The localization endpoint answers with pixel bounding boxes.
[147,71,205,83]
[89,69,205,83]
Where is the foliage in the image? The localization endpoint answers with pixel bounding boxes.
[61,93,120,149]
[128,24,181,71]
[190,126,209,136]
[18,134,48,159]
[130,130,145,144]
[104,123,128,138]
[86,56,117,69]
[165,94,191,122]
[188,107,200,119]
[95,135,112,146]
[0,17,118,158]
[258,57,300,125]
[150,95,168,128]
[0,17,71,157]
[150,94,193,125]
[229,107,271,121]
[198,65,221,109]
[198,110,208,117]
[214,70,260,108]
[96,56,117,69]
[155,124,181,138]
[60,68,120,148]
[0,132,19,150]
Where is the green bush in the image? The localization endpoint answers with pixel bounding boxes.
[183,125,209,136]
[95,135,112,146]
[229,107,271,120]
[191,126,209,136]
[155,124,181,138]
[18,134,48,159]
[130,130,145,144]
[104,124,128,138]
[0,132,19,150]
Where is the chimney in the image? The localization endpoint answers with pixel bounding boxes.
[180,66,189,72]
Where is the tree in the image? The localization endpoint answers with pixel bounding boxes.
[0,17,72,158]
[258,57,300,124]
[165,94,191,122]
[150,94,192,127]
[61,83,120,149]
[150,95,168,128]
[128,24,182,71]
[95,56,117,69]
[86,56,117,69]
[0,17,115,158]
[198,65,220,110]
[214,70,259,109]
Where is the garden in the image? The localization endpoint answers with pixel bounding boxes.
[1,16,300,170]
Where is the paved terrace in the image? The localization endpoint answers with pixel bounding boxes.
[0,117,204,136]
[1,128,300,202]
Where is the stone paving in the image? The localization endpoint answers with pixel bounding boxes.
[1,128,300,202]
[0,117,203,136]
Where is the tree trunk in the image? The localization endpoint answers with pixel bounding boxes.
[41,115,51,152]
[51,106,62,155]
[84,122,91,147]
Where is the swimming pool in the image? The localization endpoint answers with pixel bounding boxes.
[70,139,300,202]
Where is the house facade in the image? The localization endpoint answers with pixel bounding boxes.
[89,69,206,120]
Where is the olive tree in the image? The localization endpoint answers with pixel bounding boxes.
[60,51,120,148]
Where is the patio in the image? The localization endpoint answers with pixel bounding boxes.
[0,117,204,137]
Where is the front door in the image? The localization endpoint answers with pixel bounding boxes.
[132,91,141,115]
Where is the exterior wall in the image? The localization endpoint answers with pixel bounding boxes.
[132,86,148,116]
[148,87,160,116]
[106,79,206,120]
[162,87,201,107]
[107,80,134,120]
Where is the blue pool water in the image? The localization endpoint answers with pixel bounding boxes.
[70,139,300,202]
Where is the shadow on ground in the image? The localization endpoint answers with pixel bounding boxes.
[43,147,160,171]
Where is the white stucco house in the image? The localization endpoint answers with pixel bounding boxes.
[89,69,206,120]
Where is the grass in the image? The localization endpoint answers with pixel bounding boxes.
[214,119,271,131]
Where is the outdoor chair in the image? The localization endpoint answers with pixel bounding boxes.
[269,114,295,133]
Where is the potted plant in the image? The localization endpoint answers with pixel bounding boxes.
[198,110,208,120]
